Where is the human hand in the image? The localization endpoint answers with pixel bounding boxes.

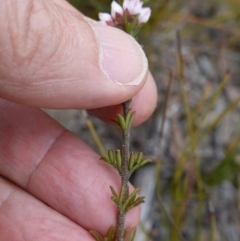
[0,1,157,240]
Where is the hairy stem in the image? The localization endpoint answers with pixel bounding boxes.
[116,99,132,241]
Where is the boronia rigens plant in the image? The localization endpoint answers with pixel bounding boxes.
[90,1,151,241]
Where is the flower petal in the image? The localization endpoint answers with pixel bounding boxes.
[111,1,123,20]
[99,13,112,22]
[138,7,151,24]
[123,0,143,15]
[99,13,114,26]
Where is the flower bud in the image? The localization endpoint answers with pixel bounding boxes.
[111,1,123,20]
[138,7,151,24]
[123,0,143,15]
[98,13,113,25]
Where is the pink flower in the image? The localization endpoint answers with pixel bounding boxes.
[123,0,143,15]
[138,7,151,24]
[111,1,123,20]
[99,13,113,25]
[98,0,151,29]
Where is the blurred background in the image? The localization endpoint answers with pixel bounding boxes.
[45,1,240,240]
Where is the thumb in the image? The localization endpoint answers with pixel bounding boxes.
[0,0,148,109]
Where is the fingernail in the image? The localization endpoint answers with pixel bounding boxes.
[89,21,148,85]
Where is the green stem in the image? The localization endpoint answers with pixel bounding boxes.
[116,99,132,241]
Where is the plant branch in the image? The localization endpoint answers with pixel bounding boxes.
[116,99,132,241]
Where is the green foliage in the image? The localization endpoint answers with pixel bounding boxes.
[124,15,142,38]
[100,150,122,172]
[100,150,151,175]
[116,110,135,130]
[125,228,136,241]
[90,225,115,241]
[117,114,126,130]
[110,185,145,212]
[204,151,240,186]
[100,108,150,177]
[90,226,137,241]
[90,230,104,241]
[128,152,151,174]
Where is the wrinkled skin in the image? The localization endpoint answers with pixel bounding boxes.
[0,1,157,240]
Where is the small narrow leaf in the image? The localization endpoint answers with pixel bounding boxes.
[128,152,135,170]
[90,230,104,241]
[100,157,111,164]
[125,16,138,35]
[117,114,126,130]
[128,111,135,128]
[126,22,131,33]
[139,159,152,167]
[131,164,140,173]
[131,27,142,38]
[135,196,145,203]
[126,196,145,212]
[106,225,115,241]
[110,186,118,198]
[125,228,136,241]
[125,109,132,127]
[136,152,143,165]
[108,150,115,164]
[115,150,122,169]
[124,229,129,238]
[123,188,140,209]
[119,185,126,207]
[111,196,120,205]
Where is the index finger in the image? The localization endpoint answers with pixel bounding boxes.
[0,98,140,234]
